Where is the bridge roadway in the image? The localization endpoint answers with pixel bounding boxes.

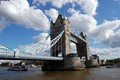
[0,56,63,61]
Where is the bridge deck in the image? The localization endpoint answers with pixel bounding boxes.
[70,39,77,44]
[0,56,63,61]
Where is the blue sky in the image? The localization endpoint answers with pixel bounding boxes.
[0,0,120,59]
[96,0,120,24]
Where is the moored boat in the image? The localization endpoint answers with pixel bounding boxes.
[106,65,114,68]
[7,66,28,71]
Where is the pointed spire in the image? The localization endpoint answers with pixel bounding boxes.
[51,20,53,24]
[50,20,53,27]
[58,14,62,19]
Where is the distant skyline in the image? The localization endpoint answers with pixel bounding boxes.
[0,0,120,59]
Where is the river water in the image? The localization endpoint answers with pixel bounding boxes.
[0,66,120,80]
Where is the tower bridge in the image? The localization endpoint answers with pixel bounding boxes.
[0,14,100,70]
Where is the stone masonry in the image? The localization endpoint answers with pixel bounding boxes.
[50,14,70,57]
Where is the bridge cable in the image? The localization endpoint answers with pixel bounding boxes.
[35,30,65,54]
[57,40,60,56]
[17,30,64,57]
[61,37,62,56]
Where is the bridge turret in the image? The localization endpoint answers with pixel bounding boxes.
[50,14,70,57]
[76,32,90,61]
[84,33,90,60]
[50,20,53,27]
[84,33,88,41]
[80,32,85,39]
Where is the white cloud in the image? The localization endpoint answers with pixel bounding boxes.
[90,20,120,47]
[0,0,49,31]
[33,0,73,8]
[69,10,97,34]
[0,18,6,31]
[67,8,80,14]
[33,32,50,43]
[45,8,59,23]
[90,20,120,40]
[33,0,98,16]
[70,42,77,53]
[114,0,120,3]
[102,30,120,48]
[76,0,98,16]
[90,47,120,60]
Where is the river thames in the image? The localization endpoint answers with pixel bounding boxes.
[0,66,120,80]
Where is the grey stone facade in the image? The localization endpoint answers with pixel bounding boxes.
[50,14,70,57]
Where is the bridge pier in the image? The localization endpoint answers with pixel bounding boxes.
[85,54,100,68]
[42,57,85,71]
[85,60,100,68]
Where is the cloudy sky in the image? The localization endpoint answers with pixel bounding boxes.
[0,0,120,60]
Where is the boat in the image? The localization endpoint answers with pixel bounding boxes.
[7,66,28,71]
[106,64,115,68]
[30,64,37,68]
[106,65,114,68]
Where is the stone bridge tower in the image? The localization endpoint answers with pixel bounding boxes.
[50,14,70,57]
[76,32,90,61]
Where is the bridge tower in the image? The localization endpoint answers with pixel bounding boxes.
[76,32,90,61]
[42,14,85,71]
[50,14,70,57]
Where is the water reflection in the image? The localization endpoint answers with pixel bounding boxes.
[0,67,120,80]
